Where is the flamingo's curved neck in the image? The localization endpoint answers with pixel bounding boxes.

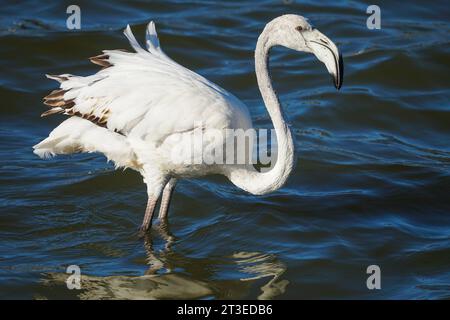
[226,26,295,195]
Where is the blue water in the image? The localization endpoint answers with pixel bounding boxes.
[0,0,449,299]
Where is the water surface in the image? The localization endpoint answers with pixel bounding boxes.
[0,0,449,299]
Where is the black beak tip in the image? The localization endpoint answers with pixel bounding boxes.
[331,74,342,90]
[334,78,342,90]
[334,52,344,90]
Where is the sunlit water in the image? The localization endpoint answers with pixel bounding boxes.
[0,0,449,299]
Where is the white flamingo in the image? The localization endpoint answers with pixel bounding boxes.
[34,14,343,233]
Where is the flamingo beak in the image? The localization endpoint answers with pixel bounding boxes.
[304,29,344,90]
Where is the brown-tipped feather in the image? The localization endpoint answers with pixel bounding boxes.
[63,100,75,109]
[89,54,111,68]
[91,58,112,68]
[90,53,109,60]
[43,98,75,109]
[46,74,69,83]
[40,92,111,129]
[43,99,66,107]
[41,107,64,117]
[98,117,108,124]
[43,89,67,101]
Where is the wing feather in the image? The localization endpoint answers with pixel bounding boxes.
[42,22,247,145]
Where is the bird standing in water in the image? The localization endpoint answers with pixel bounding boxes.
[34,15,343,234]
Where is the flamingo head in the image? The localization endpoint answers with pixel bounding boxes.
[266,14,344,90]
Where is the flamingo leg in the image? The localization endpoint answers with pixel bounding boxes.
[158,178,177,221]
[139,196,158,234]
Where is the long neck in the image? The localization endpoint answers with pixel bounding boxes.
[226,28,295,195]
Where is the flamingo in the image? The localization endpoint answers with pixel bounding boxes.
[33,14,343,234]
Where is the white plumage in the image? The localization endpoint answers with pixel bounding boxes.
[34,15,343,233]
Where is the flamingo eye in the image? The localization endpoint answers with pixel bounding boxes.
[296,26,303,32]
